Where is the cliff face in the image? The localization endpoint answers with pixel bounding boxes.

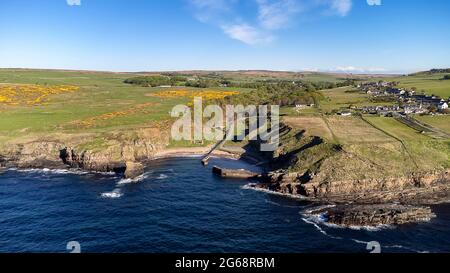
[310,204,436,227]
[0,127,170,175]
[252,128,450,227]
[255,124,450,209]
[260,169,450,205]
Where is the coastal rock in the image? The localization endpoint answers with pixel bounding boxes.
[257,171,306,195]
[301,170,450,199]
[312,204,436,227]
[59,147,126,173]
[124,161,144,179]
[3,141,69,170]
[0,127,169,174]
[257,169,450,205]
[212,166,261,179]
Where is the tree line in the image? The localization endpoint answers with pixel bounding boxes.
[124,76,187,87]
[218,82,324,107]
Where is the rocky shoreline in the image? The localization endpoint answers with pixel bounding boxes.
[0,140,247,179]
[1,138,449,228]
[307,204,436,227]
[245,169,450,227]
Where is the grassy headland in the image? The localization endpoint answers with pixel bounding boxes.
[0,68,448,179]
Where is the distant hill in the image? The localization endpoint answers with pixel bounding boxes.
[411,68,450,76]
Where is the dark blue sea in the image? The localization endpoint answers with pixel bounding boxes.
[0,157,449,253]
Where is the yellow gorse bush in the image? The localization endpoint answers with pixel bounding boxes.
[0,84,79,105]
[149,89,239,101]
[67,102,156,129]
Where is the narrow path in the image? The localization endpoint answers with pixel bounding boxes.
[321,115,340,144]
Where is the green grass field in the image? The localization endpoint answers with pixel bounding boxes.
[377,73,450,98]
[416,116,450,134]
[0,69,248,147]
[364,117,449,169]
[1,69,448,172]
[364,117,429,141]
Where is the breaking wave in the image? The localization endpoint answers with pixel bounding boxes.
[156,174,169,180]
[242,183,306,200]
[11,167,116,176]
[300,205,393,232]
[117,173,149,185]
[101,189,123,199]
[15,168,89,175]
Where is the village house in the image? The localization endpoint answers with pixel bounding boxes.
[361,105,400,115]
[438,102,449,111]
[412,94,443,107]
[360,81,450,115]
[295,103,315,109]
[404,104,426,115]
[386,87,406,96]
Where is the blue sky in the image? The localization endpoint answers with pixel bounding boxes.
[0,0,449,73]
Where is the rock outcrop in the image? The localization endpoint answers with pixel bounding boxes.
[212,166,261,179]
[311,204,436,227]
[0,127,169,175]
[124,161,144,179]
[257,169,450,205]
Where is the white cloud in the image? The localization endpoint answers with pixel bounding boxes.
[66,0,81,6]
[188,0,236,22]
[301,68,320,72]
[329,0,352,16]
[367,0,381,6]
[256,0,303,30]
[335,66,359,72]
[333,66,386,73]
[222,24,273,45]
[187,0,356,45]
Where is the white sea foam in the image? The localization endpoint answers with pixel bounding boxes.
[301,205,393,232]
[348,224,393,232]
[242,183,306,200]
[156,174,169,180]
[117,173,148,185]
[301,217,343,240]
[12,167,117,176]
[264,198,303,208]
[302,204,336,215]
[101,189,123,199]
[16,168,90,175]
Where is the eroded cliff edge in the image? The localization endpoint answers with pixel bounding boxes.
[0,123,449,227]
[248,123,450,227]
[0,127,170,175]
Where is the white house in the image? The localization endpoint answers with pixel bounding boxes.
[438,102,449,111]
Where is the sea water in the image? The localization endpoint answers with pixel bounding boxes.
[0,157,449,253]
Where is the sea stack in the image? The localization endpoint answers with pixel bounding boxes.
[124,161,145,180]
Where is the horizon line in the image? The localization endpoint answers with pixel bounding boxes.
[0,67,426,76]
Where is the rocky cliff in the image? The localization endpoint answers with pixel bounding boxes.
[248,123,450,227]
[309,204,436,227]
[0,127,170,177]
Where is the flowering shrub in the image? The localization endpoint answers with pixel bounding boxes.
[148,89,239,101]
[67,102,156,129]
[0,84,79,105]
